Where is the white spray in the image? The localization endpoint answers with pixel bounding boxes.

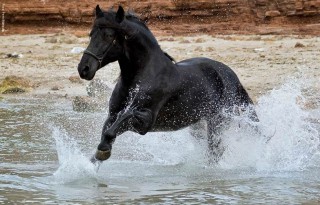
[52,71,320,182]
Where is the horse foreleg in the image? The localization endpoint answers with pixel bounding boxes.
[94,107,153,161]
[93,110,132,161]
[129,108,153,135]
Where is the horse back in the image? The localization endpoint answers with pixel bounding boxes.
[175,57,253,106]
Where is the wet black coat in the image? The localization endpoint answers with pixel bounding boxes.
[77,5,257,163]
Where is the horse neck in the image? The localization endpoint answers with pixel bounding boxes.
[117,33,164,83]
[117,54,135,84]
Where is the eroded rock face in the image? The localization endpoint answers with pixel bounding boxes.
[1,0,319,35]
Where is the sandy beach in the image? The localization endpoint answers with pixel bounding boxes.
[1,32,320,205]
[0,33,319,105]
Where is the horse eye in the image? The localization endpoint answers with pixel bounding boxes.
[103,32,113,39]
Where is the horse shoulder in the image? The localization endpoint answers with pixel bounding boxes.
[108,80,130,115]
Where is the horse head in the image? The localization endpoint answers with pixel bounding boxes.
[78,5,127,80]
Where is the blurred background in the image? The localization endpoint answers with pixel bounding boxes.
[1,0,320,36]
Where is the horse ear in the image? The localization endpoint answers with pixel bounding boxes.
[96,5,104,18]
[116,6,125,23]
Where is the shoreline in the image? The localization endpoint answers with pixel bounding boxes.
[0,33,319,105]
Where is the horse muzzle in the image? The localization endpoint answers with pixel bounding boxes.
[77,56,99,80]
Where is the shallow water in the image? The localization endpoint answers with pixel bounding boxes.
[1,72,320,204]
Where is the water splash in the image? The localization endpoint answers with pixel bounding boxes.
[110,71,319,173]
[50,71,319,178]
[51,127,98,184]
[219,72,320,171]
[114,128,207,166]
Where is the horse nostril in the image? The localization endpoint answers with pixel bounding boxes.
[84,65,90,73]
[81,65,89,76]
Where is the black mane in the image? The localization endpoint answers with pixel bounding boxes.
[101,8,175,62]
[125,12,149,30]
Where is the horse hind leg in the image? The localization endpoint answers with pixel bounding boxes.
[206,116,227,163]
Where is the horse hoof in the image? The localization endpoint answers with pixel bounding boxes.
[94,149,111,161]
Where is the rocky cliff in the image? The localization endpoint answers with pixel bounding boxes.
[1,0,319,35]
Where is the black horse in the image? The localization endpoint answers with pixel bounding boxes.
[78,5,258,163]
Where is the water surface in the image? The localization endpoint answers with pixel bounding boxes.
[0,73,320,204]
